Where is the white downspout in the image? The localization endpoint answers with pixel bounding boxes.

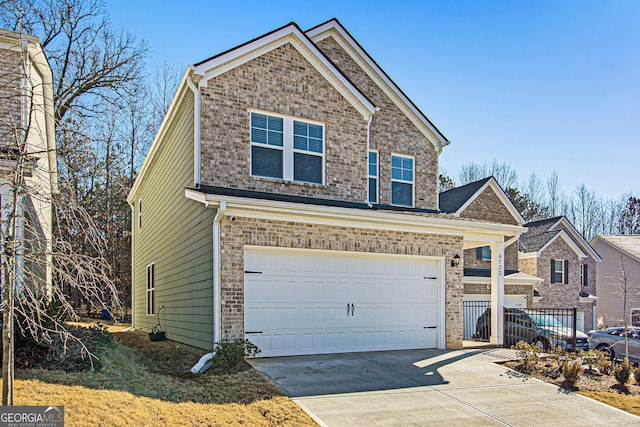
[128,200,135,328]
[185,76,201,186]
[213,200,226,344]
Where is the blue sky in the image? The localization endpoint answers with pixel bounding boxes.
[106,0,639,200]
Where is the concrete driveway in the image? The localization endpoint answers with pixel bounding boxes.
[249,348,640,426]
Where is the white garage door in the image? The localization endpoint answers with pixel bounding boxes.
[244,247,443,357]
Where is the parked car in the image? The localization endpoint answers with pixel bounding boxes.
[587,327,640,364]
[474,309,589,351]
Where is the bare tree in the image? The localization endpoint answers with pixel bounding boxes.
[0,30,120,405]
[568,183,601,241]
[546,170,563,217]
[457,159,518,190]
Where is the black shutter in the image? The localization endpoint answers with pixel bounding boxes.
[564,260,569,284]
[550,259,555,283]
[477,247,483,260]
[584,264,588,287]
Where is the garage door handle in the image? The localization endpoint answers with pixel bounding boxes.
[347,303,354,316]
[351,303,355,316]
[423,276,437,280]
[244,271,262,274]
[424,326,437,329]
[245,331,263,334]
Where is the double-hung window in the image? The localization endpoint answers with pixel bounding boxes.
[250,112,324,184]
[580,264,588,287]
[368,150,378,203]
[551,259,568,284]
[477,246,491,261]
[146,263,155,315]
[391,154,414,207]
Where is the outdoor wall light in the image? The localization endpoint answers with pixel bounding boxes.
[451,254,461,267]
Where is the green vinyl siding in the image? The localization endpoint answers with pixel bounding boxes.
[132,92,216,350]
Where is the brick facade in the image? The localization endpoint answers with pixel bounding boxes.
[464,283,534,307]
[463,241,519,271]
[315,37,439,209]
[520,236,596,330]
[459,188,519,225]
[220,216,464,349]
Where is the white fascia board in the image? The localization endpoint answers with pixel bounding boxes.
[549,217,603,262]
[184,189,525,239]
[580,295,598,303]
[519,251,538,260]
[306,22,448,151]
[591,236,640,264]
[192,25,375,120]
[463,275,543,286]
[454,178,526,225]
[538,230,588,259]
[128,71,192,203]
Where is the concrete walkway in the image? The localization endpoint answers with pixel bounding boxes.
[250,348,640,426]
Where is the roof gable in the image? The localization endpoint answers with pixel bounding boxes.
[192,22,376,120]
[591,235,640,263]
[306,19,449,151]
[538,230,588,259]
[438,177,525,225]
[520,216,601,261]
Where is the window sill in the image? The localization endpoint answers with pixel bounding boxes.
[250,175,327,188]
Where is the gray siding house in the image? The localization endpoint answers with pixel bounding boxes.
[128,19,527,356]
[591,235,640,328]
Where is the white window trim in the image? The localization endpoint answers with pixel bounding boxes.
[479,246,491,261]
[553,259,565,284]
[146,262,155,316]
[249,110,325,185]
[368,150,378,204]
[390,153,415,207]
[580,263,586,287]
[630,308,640,326]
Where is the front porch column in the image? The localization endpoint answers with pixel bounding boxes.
[490,241,505,345]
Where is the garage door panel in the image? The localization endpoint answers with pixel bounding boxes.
[245,249,441,357]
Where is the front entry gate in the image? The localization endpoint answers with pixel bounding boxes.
[463,303,583,350]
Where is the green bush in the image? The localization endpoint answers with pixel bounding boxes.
[614,360,632,385]
[212,339,261,371]
[634,366,640,385]
[561,361,582,387]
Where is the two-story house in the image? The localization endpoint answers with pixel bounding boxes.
[128,19,527,357]
[0,29,57,293]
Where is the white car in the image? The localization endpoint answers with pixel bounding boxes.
[587,327,640,364]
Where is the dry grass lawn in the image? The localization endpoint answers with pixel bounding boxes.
[9,327,316,426]
[579,391,640,417]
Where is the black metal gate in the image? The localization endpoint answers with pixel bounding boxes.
[463,303,583,350]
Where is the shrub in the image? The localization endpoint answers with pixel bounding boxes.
[634,366,640,384]
[562,361,582,387]
[212,339,261,371]
[614,360,633,385]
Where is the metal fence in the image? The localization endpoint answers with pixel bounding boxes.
[463,304,585,351]
[463,301,491,341]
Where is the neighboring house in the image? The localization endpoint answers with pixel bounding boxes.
[0,29,57,292]
[591,235,640,328]
[128,19,527,357]
[439,177,542,309]
[519,217,601,331]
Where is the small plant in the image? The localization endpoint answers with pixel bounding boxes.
[561,361,582,387]
[614,360,633,385]
[213,339,261,371]
[634,366,640,384]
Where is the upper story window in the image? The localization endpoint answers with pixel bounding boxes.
[368,150,378,204]
[391,154,414,207]
[476,246,491,261]
[580,263,588,287]
[551,259,568,284]
[250,111,324,184]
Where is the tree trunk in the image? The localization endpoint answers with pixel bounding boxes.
[2,260,14,406]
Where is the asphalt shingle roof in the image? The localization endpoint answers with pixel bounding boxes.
[596,235,640,260]
[438,177,492,214]
[518,216,564,252]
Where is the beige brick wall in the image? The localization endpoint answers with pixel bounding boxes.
[315,36,439,209]
[459,188,519,225]
[464,241,519,271]
[464,283,534,307]
[532,238,595,329]
[519,257,537,276]
[200,43,368,202]
[219,216,464,349]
